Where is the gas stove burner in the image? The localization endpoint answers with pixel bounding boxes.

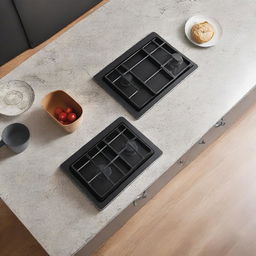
[97,164,112,177]
[124,140,138,155]
[165,53,185,75]
[94,32,198,119]
[124,73,133,82]
[118,73,134,88]
[172,53,183,64]
[118,77,131,87]
[61,117,162,209]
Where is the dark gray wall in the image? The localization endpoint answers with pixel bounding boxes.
[13,0,102,47]
[0,0,102,66]
[0,0,29,65]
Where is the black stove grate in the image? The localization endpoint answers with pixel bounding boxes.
[94,32,198,119]
[61,117,162,209]
[71,123,153,200]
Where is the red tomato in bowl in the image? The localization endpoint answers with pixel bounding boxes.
[54,107,63,117]
[64,107,73,114]
[58,112,67,121]
[67,113,77,122]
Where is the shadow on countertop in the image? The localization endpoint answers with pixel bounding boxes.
[0,147,16,161]
[21,108,68,146]
[0,108,67,160]
[55,167,99,215]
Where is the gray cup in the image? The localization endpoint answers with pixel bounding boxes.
[0,123,30,153]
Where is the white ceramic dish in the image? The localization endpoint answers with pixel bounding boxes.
[0,80,35,116]
[185,15,223,47]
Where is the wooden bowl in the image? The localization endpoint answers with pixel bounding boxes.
[41,90,83,133]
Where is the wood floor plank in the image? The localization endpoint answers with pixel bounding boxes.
[0,199,48,256]
[94,103,256,256]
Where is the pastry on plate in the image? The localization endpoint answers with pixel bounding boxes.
[191,21,215,43]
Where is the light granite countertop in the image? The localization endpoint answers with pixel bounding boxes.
[1,0,256,255]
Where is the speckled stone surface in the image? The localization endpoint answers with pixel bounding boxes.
[1,0,256,255]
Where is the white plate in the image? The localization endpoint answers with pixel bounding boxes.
[185,15,223,47]
[0,80,35,116]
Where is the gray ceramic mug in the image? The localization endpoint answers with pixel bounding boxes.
[0,123,30,153]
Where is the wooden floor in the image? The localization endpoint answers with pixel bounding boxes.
[94,103,256,256]
[0,0,108,78]
[0,200,48,256]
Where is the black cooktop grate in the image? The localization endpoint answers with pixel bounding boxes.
[94,32,198,119]
[61,117,162,209]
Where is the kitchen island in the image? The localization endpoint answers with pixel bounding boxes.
[1,0,256,255]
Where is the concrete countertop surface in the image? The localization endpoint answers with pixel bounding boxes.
[1,0,256,255]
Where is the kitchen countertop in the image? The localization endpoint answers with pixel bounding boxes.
[1,0,256,255]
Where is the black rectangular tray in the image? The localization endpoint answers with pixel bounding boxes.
[60,117,162,209]
[94,32,198,119]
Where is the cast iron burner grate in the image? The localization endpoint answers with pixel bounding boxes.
[61,117,162,209]
[94,32,198,119]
